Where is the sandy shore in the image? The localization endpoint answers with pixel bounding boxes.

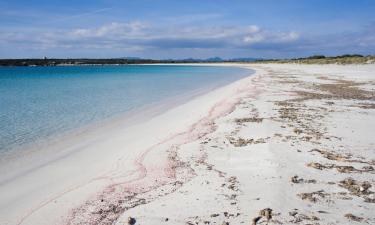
[1,63,374,225]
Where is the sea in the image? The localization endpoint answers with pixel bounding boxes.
[0,65,251,156]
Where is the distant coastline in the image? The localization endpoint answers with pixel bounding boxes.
[1,54,374,66]
[0,57,259,67]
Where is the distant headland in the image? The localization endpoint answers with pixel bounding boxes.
[0,54,374,66]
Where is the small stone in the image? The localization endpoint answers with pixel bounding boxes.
[128,217,136,225]
[252,216,262,225]
[291,175,301,183]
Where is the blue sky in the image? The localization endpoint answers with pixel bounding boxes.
[0,0,374,59]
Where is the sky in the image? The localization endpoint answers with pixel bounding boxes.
[0,0,374,59]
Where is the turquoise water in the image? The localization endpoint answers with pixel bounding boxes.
[0,65,251,153]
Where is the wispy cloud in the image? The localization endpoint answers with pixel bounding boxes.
[0,20,374,58]
[0,22,300,50]
[161,13,224,25]
[44,7,114,24]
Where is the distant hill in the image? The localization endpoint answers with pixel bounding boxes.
[162,57,261,62]
[229,57,261,62]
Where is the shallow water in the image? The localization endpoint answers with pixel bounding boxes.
[0,65,250,154]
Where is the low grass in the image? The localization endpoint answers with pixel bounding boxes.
[255,55,375,65]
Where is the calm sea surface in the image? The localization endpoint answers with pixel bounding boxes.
[0,65,251,154]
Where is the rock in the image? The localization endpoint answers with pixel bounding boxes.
[291,175,302,183]
[252,216,262,225]
[128,217,136,225]
[222,222,229,225]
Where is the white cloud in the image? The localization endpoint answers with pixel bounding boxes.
[0,21,303,53]
[1,22,302,51]
[247,25,260,33]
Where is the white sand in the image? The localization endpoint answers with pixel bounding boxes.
[1,63,374,225]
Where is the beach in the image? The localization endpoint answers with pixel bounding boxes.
[1,63,374,225]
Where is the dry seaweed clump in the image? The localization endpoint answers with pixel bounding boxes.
[294,78,375,101]
[290,175,316,184]
[235,117,263,124]
[228,137,253,147]
[339,178,373,197]
[228,137,269,147]
[288,210,320,223]
[277,106,299,120]
[354,103,375,109]
[307,162,374,173]
[252,208,273,225]
[297,190,328,203]
[344,213,364,222]
[310,149,375,165]
[306,162,330,170]
[309,149,351,162]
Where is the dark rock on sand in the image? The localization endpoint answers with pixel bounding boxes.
[252,216,262,225]
[128,217,136,225]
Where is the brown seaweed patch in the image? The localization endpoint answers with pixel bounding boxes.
[352,103,375,109]
[228,137,269,147]
[344,213,364,222]
[307,162,374,173]
[290,175,317,184]
[294,78,375,101]
[297,190,328,203]
[309,149,350,162]
[310,149,375,165]
[339,178,373,198]
[288,210,320,223]
[235,117,263,124]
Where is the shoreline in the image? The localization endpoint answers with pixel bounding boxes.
[0,66,253,183]
[0,64,256,225]
[1,63,374,225]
